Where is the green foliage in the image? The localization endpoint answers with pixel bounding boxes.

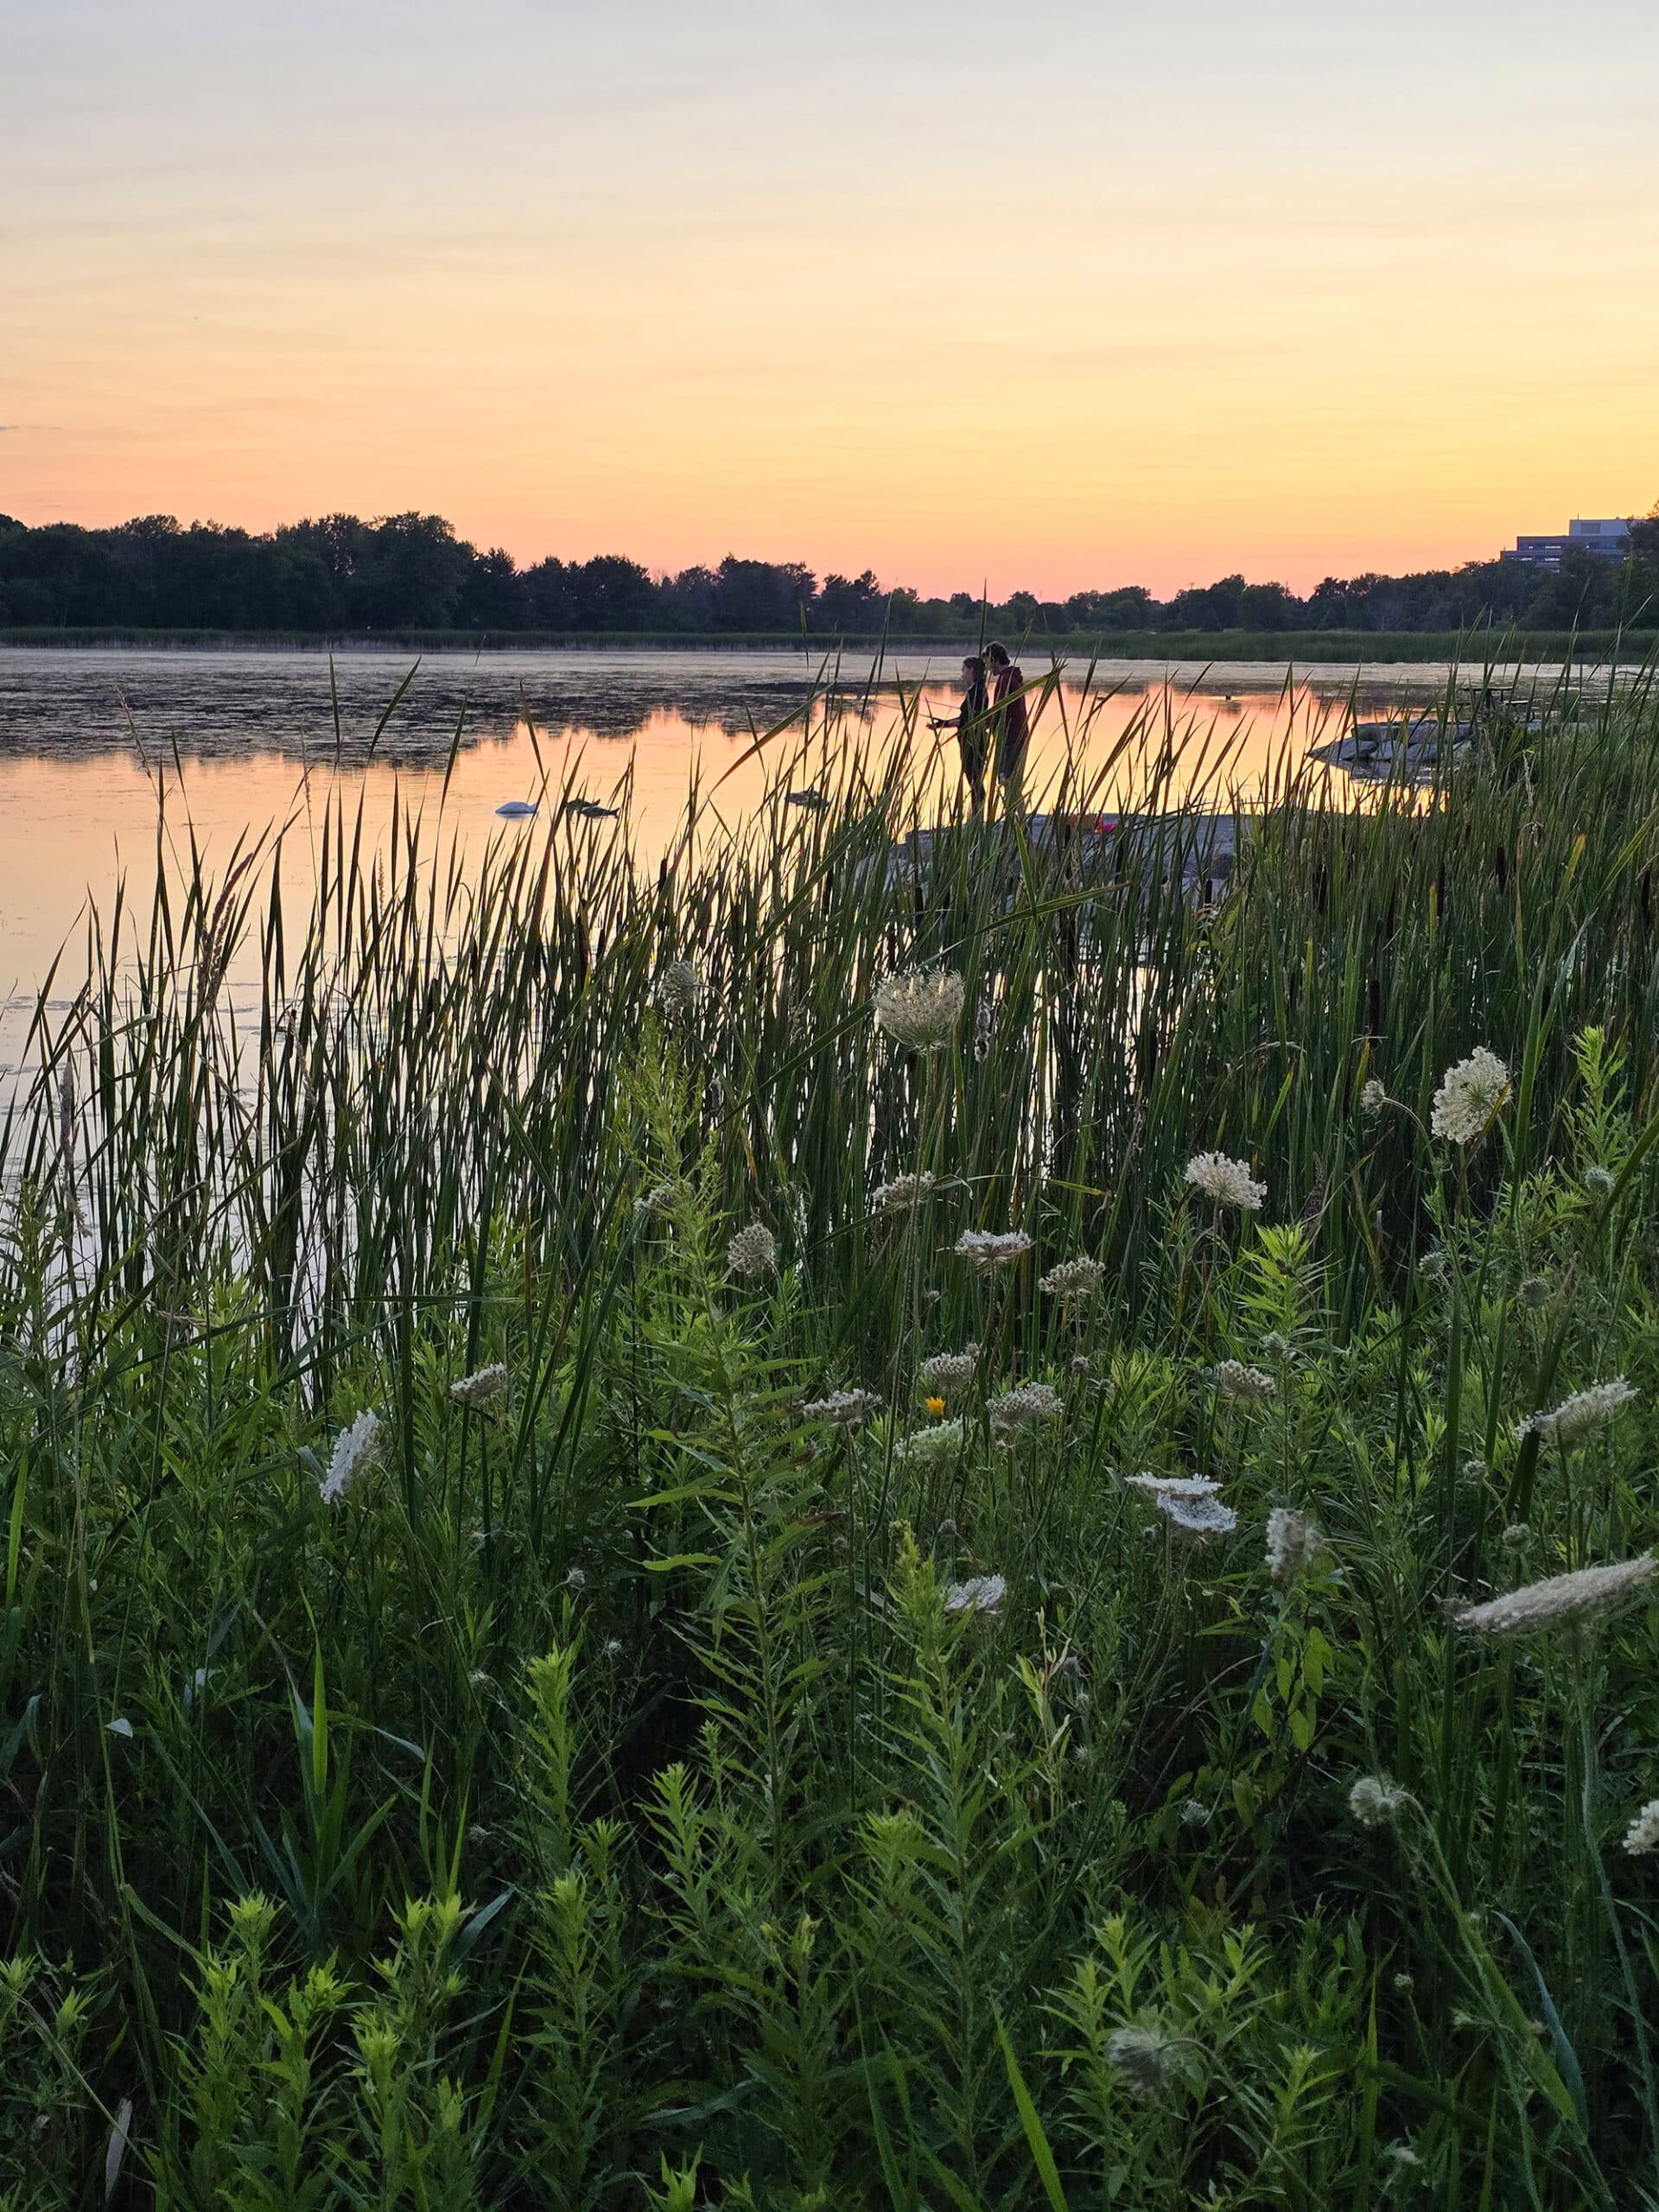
[3,676,1659,2203]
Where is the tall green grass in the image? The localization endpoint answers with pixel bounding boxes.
[3,663,1659,2207]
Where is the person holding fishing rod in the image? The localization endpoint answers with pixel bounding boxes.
[984,640,1031,814]
[931,654,990,815]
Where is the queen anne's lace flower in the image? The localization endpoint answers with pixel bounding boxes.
[944,1573,1006,1617]
[1623,1800,1659,1855]
[918,1347,979,1398]
[635,1181,677,1217]
[893,1419,965,1468]
[1349,1776,1408,1828]
[953,1229,1033,1271]
[1517,1378,1637,1448]
[1039,1255,1105,1299]
[1217,1359,1275,1402]
[320,1411,380,1505]
[655,959,699,1019]
[802,1388,881,1427]
[1452,1552,1655,1637]
[1430,1047,1510,1144]
[1184,1152,1267,1211]
[449,1364,508,1408]
[1128,1473,1237,1541]
[872,1172,937,1213]
[872,969,966,1052]
[1265,1506,1322,1587]
[988,1382,1062,1440]
[728,1224,778,1277]
[1106,2023,1185,2103]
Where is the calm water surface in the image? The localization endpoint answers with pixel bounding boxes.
[0,645,1473,1096]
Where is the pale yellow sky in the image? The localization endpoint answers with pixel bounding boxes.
[4,1,1657,594]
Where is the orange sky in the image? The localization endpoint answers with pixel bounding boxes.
[4,1,1657,596]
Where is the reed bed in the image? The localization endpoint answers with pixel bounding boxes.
[4,664,1659,2207]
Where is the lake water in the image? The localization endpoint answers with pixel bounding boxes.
[0,644,1510,1103]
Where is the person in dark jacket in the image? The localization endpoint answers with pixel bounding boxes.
[931,654,990,814]
[986,641,1030,811]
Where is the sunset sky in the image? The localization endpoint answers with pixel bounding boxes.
[5,0,1657,596]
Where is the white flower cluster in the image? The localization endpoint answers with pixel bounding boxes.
[1349,1776,1408,1828]
[1105,2022,1185,2104]
[635,1181,677,1217]
[728,1224,778,1277]
[801,1388,881,1427]
[320,1410,380,1506]
[944,1572,1006,1617]
[918,1347,980,1397]
[1184,1152,1267,1211]
[1039,1255,1105,1300]
[872,969,966,1053]
[953,1229,1033,1272]
[1128,1473,1237,1541]
[1359,1077,1388,1118]
[655,959,699,1018]
[449,1363,508,1408]
[872,1171,937,1213]
[1452,1553,1655,1637]
[1517,1378,1637,1448]
[893,1418,965,1469]
[988,1382,1062,1441]
[1429,1047,1510,1145]
[1623,1800,1659,1856]
[1217,1359,1275,1402]
[1265,1506,1322,1588]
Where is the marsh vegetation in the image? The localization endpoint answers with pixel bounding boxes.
[5,671,1659,2206]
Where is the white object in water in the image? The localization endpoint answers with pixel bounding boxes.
[495,799,538,817]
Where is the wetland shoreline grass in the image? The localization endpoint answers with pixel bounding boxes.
[4,669,1659,2205]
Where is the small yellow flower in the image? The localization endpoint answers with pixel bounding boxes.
[925,1395,947,1419]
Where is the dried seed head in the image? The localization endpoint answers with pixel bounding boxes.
[953,1229,1033,1272]
[635,1181,678,1217]
[1517,1275,1551,1310]
[1217,1359,1275,1402]
[918,1347,980,1397]
[1039,1255,1105,1300]
[1583,1166,1616,1196]
[801,1388,882,1427]
[728,1223,778,1277]
[872,969,966,1053]
[1265,1506,1323,1587]
[1517,1378,1637,1448]
[655,959,699,1019]
[1349,1776,1408,1828]
[988,1382,1062,1440]
[1106,2021,1186,2103]
[1360,1077,1388,1117]
[872,1171,938,1213]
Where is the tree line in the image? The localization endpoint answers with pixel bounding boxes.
[1,506,1655,637]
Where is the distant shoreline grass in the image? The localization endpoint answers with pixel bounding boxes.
[2,622,1656,664]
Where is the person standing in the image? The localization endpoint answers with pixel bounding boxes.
[986,641,1030,813]
[931,654,989,815]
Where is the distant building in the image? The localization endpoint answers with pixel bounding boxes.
[1502,517,1632,570]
